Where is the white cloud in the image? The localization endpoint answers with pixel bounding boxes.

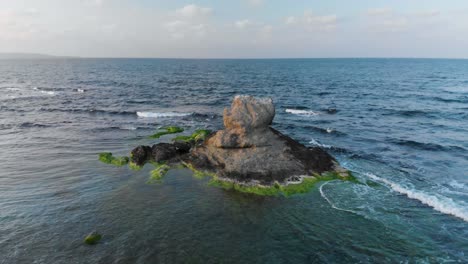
[84,0,106,7]
[164,5,213,39]
[285,11,337,31]
[176,4,212,18]
[247,0,265,8]
[381,18,408,32]
[285,16,297,25]
[367,8,393,16]
[415,10,440,18]
[235,19,253,29]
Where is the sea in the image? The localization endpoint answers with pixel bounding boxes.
[0,58,467,263]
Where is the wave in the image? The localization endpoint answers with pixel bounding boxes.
[19,122,51,128]
[283,105,310,110]
[432,96,467,103]
[40,108,135,116]
[382,109,431,118]
[72,88,85,93]
[285,109,319,116]
[390,138,465,152]
[33,87,56,96]
[309,138,331,148]
[364,173,468,222]
[136,111,192,118]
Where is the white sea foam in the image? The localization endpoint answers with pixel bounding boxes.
[285,109,319,116]
[136,111,191,118]
[319,181,359,214]
[40,90,55,95]
[119,126,137,130]
[326,128,333,133]
[77,89,85,93]
[365,172,468,222]
[309,138,331,148]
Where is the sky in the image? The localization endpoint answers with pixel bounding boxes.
[1,0,468,58]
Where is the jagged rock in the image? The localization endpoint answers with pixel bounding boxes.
[130,145,152,166]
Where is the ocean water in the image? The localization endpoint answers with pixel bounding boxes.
[0,58,467,263]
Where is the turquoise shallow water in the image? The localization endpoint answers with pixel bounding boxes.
[0,58,467,263]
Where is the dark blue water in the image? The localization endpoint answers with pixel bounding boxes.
[1,58,467,263]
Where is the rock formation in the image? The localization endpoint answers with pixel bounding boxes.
[126,95,351,190]
[186,95,345,185]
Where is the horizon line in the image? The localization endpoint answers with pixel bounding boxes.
[1,54,468,60]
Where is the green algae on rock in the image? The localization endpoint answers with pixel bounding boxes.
[149,126,184,139]
[84,231,102,245]
[148,162,171,183]
[172,129,212,143]
[205,171,355,197]
[98,152,129,166]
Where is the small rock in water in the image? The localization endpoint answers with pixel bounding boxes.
[130,145,152,166]
[84,231,102,245]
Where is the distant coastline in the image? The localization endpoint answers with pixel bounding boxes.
[0,53,75,59]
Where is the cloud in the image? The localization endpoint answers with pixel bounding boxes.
[246,0,265,8]
[164,4,213,39]
[164,20,207,39]
[285,11,337,31]
[365,8,441,33]
[235,19,253,29]
[414,10,440,18]
[285,16,297,25]
[367,8,393,16]
[175,4,212,18]
[84,0,106,7]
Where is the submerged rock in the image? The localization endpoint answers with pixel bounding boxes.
[84,231,102,245]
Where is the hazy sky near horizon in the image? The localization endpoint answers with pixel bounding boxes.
[1,0,468,58]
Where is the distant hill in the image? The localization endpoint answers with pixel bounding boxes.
[0,53,68,59]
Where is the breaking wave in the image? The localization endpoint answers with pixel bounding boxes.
[365,172,468,222]
[309,138,331,148]
[285,109,319,116]
[136,111,192,118]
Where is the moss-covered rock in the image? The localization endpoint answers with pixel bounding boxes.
[84,231,102,245]
[98,152,129,166]
[207,171,355,197]
[172,129,212,143]
[150,126,184,139]
[148,162,171,183]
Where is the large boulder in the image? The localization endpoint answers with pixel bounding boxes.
[207,95,275,148]
[223,95,274,131]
